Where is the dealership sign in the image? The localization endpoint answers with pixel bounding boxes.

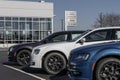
[65,11,77,28]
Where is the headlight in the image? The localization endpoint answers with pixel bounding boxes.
[76,53,89,60]
[33,49,40,55]
[9,47,14,52]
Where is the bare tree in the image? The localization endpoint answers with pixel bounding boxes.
[93,13,120,28]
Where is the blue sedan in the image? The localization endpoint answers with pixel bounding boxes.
[68,41,120,80]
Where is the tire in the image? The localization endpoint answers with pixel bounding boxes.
[43,52,67,75]
[16,50,31,66]
[95,57,120,80]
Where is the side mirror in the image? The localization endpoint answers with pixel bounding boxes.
[78,38,86,45]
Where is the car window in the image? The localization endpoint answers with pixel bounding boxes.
[51,34,68,42]
[115,30,120,40]
[70,30,91,42]
[85,30,108,42]
[71,33,83,40]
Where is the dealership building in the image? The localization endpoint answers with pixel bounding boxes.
[0,1,54,47]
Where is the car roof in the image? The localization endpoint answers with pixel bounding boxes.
[53,30,85,34]
[93,26,120,30]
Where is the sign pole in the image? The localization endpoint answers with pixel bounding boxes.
[65,20,67,31]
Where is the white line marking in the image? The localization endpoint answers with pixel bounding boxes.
[3,65,46,80]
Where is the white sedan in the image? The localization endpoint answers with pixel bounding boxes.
[30,27,120,74]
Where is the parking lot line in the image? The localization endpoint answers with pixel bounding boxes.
[3,65,46,80]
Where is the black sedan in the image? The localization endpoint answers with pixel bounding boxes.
[8,31,84,66]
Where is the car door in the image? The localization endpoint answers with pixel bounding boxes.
[79,29,113,46]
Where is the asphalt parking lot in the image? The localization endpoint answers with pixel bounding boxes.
[0,49,70,80]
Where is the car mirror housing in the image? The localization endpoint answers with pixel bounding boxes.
[78,38,86,45]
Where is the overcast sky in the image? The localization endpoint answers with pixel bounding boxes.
[1,0,120,32]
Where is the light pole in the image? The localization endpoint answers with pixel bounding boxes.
[61,19,64,31]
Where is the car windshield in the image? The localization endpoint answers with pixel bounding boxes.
[70,30,91,42]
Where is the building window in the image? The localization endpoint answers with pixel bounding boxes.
[33,18,39,21]
[13,22,18,30]
[0,21,4,29]
[20,22,25,30]
[33,22,39,30]
[0,16,52,44]
[12,17,18,21]
[20,17,25,21]
[5,17,11,21]
[27,17,32,21]
[0,17,4,20]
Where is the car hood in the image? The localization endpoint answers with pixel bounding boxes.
[10,41,42,49]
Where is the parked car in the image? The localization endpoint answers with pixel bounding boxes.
[68,41,120,80]
[30,27,120,74]
[8,31,84,66]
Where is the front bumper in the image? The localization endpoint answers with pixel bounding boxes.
[68,61,93,80]
[8,51,16,62]
[30,54,42,69]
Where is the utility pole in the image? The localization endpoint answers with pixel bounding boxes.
[61,19,64,31]
[100,12,103,27]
